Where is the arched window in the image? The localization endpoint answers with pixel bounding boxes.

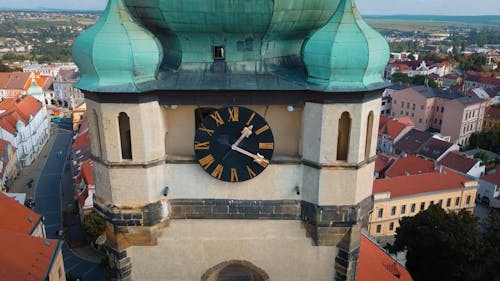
[90,109,102,157]
[337,112,351,161]
[201,260,269,281]
[365,111,374,160]
[118,112,132,160]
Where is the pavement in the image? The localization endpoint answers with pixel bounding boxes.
[11,118,104,280]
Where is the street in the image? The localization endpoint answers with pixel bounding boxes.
[33,120,104,280]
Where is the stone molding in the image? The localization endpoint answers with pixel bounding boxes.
[83,89,383,105]
[94,196,373,248]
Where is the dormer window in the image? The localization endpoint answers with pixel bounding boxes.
[213,46,225,60]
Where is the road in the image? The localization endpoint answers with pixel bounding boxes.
[34,120,104,280]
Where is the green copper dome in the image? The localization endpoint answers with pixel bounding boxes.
[72,0,163,92]
[302,0,389,90]
[26,79,43,97]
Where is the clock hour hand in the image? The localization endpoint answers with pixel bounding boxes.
[231,145,269,164]
[232,125,253,147]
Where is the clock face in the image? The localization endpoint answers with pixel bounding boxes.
[194,106,274,182]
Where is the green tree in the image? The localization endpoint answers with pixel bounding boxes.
[427,79,439,88]
[481,212,500,281]
[391,72,412,84]
[82,211,106,240]
[391,205,484,281]
[470,132,500,154]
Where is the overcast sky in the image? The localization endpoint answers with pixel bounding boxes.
[0,0,499,15]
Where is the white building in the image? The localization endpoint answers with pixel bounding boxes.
[53,69,84,109]
[0,94,50,166]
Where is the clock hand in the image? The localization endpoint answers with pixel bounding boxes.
[232,125,253,147]
[231,145,269,164]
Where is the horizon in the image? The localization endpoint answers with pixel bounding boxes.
[0,0,499,16]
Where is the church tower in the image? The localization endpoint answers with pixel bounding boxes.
[73,0,389,280]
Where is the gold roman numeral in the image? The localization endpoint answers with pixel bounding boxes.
[199,154,215,170]
[246,112,255,126]
[228,107,239,122]
[255,124,270,135]
[211,164,224,179]
[210,112,225,126]
[230,168,239,182]
[246,166,257,178]
[259,142,274,150]
[198,125,215,136]
[194,141,210,150]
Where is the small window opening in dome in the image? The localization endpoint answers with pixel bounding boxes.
[213,46,225,61]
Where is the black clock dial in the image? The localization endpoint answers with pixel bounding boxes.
[194,106,274,182]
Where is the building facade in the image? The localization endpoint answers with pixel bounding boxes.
[440,96,488,145]
[377,116,414,155]
[0,95,50,166]
[369,170,478,237]
[53,69,84,109]
[72,0,390,280]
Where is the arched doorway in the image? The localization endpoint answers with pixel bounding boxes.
[202,260,269,281]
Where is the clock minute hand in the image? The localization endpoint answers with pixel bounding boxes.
[232,125,253,147]
[231,145,269,164]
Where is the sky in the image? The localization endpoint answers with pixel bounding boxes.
[0,0,499,15]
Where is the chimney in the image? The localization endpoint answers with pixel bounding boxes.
[402,152,408,158]
[436,164,443,173]
[404,171,410,176]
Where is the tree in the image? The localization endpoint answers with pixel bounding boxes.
[481,212,500,281]
[391,205,484,281]
[391,72,412,84]
[82,211,106,240]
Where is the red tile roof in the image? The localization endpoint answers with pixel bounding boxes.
[481,168,500,186]
[373,169,470,199]
[438,151,479,174]
[379,117,413,140]
[0,72,11,88]
[0,192,41,234]
[0,95,43,134]
[485,107,500,120]
[4,72,32,90]
[386,154,435,178]
[375,154,396,174]
[82,161,94,186]
[0,229,60,281]
[356,235,413,281]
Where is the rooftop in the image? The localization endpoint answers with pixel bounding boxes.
[481,166,500,186]
[386,154,435,178]
[0,192,41,235]
[356,235,413,281]
[485,107,500,120]
[417,138,455,161]
[0,229,60,281]
[438,151,479,174]
[379,116,414,140]
[72,0,389,93]
[373,169,470,199]
[375,154,396,174]
[395,129,433,154]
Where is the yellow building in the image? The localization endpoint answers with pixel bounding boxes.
[368,169,478,237]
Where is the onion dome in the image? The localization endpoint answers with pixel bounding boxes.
[72,0,163,92]
[302,0,389,91]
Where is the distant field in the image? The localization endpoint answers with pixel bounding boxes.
[365,15,500,33]
[365,19,478,33]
